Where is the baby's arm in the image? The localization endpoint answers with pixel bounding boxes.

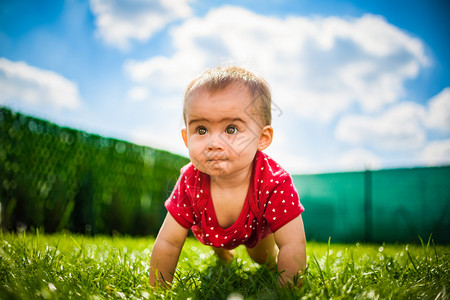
[274,215,307,285]
[149,212,188,287]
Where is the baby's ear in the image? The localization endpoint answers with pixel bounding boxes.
[258,125,273,151]
[181,128,189,148]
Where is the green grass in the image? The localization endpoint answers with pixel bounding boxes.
[0,232,448,299]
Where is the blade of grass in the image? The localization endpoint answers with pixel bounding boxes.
[312,254,330,299]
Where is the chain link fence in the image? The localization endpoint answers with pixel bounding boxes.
[0,107,188,235]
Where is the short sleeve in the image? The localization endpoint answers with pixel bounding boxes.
[164,165,196,229]
[264,174,304,233]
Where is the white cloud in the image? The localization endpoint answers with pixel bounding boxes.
[420,139,450,166]
[335,102,427,150]
[335,88,450,153]
[0,57,82,110]
[130,126,187,157]
[124,6,428,122]
[337,148,382,171]
[425,87,450,132]
[89,0,191,50]
[127,86,149,102]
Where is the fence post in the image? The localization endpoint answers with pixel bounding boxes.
[364,169,372,243]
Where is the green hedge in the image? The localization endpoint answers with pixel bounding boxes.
[0,107,189,235]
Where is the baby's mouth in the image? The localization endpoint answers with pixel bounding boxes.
[207,157,227,162]
[205,154,228,162]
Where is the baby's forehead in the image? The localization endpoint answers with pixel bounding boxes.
[193,80,251,98]
[184,80,266,126]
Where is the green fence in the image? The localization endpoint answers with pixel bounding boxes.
[293,167,450,244]
[0,107,189,235]
[2,107,449,243]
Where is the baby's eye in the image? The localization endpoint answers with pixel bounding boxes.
[197,127,208,135]
[225,125,238,135]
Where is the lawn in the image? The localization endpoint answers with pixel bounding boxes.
[0,232,448,299]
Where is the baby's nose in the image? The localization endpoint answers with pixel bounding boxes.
[207,134,225,151]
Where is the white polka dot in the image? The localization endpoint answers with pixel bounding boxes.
[272,209,275,212]
[282,200,285,203]
[274,190,277,193]
[266,191,269,194]
[261,167,264,170]
[245,234,248,238]
[196,194,200,198]
[211,227,214,230]
[270,179,273,182]
[208,217,211,221]
[215,235,219,238]
[200,189,203,193]
[206,234,209,237]
[284,209,287,213]
[280,191,284,194]
[221,244,224,247]
[261,180,263,183]
[224,236,228,239]
[273,217,276,220]
[276,181,279,184]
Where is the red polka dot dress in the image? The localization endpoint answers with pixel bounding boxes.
[165,151,304,250]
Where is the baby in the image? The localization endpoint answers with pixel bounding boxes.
[149,66,306,287]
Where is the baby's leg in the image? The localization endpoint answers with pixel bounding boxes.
[246,234,278,266]
[212,247,235,263]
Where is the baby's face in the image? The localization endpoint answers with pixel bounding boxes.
[182,83,263,178]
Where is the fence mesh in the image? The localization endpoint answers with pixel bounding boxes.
[0,107,189,235]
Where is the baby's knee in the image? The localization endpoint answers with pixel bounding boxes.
[213,247,235,263]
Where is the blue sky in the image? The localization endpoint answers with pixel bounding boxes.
[1,0,449,173]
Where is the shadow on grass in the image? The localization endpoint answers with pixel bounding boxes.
[170,259,303,300]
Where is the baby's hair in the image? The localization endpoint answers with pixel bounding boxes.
[183,66,272,126]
